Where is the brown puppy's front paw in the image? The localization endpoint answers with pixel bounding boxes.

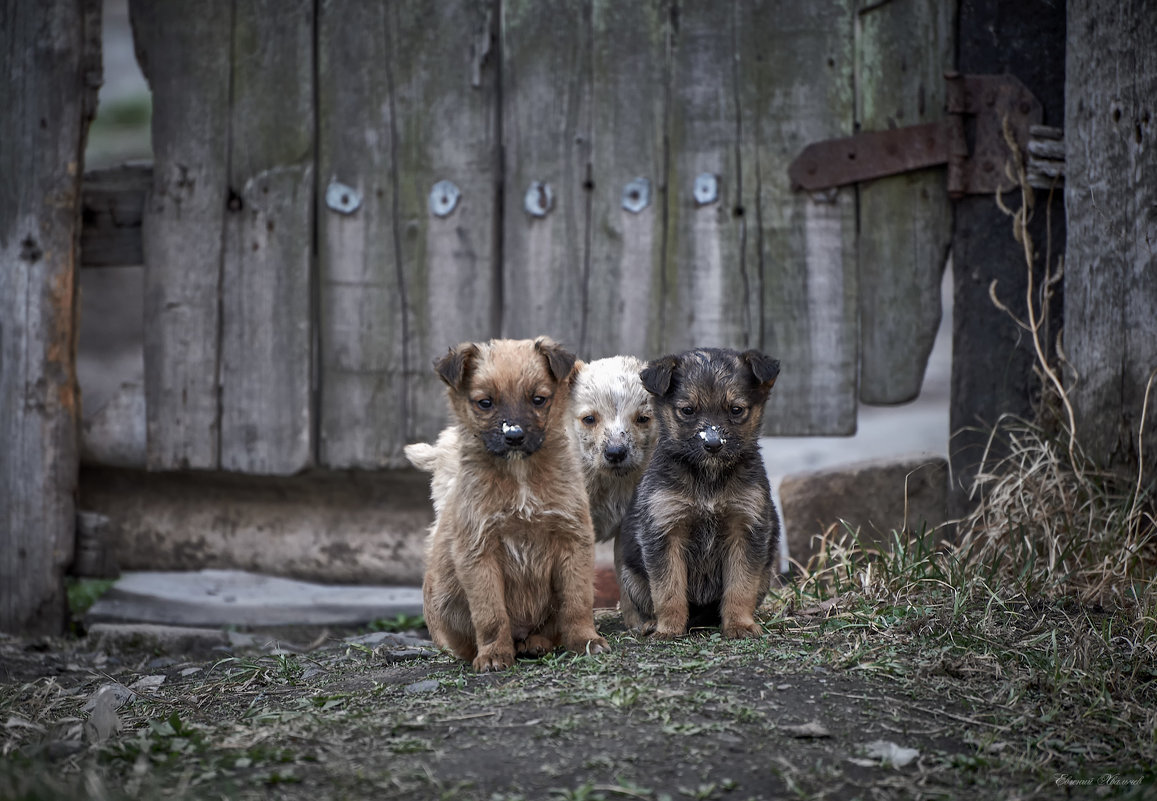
[722,619,763,639]
[563,631,610,655]
[515,634,554,657]
[650,623,686,640]
[472,643,515,672]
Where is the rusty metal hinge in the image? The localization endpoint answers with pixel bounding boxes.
[789,73,1050,197]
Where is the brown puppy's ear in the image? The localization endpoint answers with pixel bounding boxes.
[535,337,577,383]
[435,343,480,391]
[742,350,780,390]
[640,355,678,397]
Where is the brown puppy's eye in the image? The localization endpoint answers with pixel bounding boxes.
[679,405,695,418]
[582,414,597,426]
[532,395,547,407]
[636,414,651,425]
[477,398,493,410]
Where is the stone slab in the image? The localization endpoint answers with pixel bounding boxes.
[87,569,423,627]
[780,454,949,567]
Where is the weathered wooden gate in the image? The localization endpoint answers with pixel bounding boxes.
[126,0,954,476]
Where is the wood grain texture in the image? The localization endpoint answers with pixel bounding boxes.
[585,0,669,360]
[739,0,858,435]
[662,0,749,357]
[218,0,314,474]
[317,1,403,468]
[389,0,501,449]
[856,0,955,405]
[319,0,499,469]
[500,0,592,346]
[0,0,99,634]
[131,0,231,470]
[1065,0,1157,472]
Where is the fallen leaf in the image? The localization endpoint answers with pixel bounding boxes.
[781,720,830,738]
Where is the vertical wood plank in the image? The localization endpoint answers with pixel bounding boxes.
[856,0,955,405]
[662,0,751,356]
[317,1,403,468]
[131,0,231,470]
[948,0,1066,513]
[585,0,669,360]
[741,0,858,435]
[500,0,592,346]
[390,0,501,447]
[0,0,99,633]
[318,0,498,468]
[218,0,314,474]
[1066,0,1157,471]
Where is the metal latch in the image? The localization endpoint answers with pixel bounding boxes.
[788,73,1049,198]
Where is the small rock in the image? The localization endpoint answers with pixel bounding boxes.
[403,679,440,695]
[781,720,830,738]
[129,675,166,692]
[82,683,134,713]
[179,667,202,677]
[860,740,920,768]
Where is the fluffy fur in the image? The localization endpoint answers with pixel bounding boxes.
[409,337,609,671]
[617,347,782,639]
[570,355,658,544]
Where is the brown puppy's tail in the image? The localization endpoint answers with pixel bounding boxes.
[404,442,439,472]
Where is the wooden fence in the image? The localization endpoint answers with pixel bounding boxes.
[124,0,954,475]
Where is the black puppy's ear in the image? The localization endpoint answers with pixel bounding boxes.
[535,336,577,382]
[742,350,780,390]
[435,343,480,391]
[640,355,678,397]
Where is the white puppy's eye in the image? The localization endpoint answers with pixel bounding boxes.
[635,414,651,425]
[581,414,597,426]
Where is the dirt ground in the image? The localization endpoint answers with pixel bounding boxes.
[2,599,1152,801]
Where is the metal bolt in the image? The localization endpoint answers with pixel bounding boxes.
[621,177,651,213]
[325,181,362,215]
[524,181,553,217]
[428,180,461,217]
[693,173,718,206]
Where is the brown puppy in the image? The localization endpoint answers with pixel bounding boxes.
[570,355,657,544]
[416,337,609,671]
[617,347,781,639]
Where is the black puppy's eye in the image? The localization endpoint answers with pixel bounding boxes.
[581,414,597,426]
[477,398,493,410]
[730,405,745,417]
[679,405,695,418]
[532,395,547,407]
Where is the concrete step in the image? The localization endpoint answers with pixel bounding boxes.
[87,569,423,627]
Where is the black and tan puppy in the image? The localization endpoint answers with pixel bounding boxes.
[415,337,609,672]
[617,347,781,639]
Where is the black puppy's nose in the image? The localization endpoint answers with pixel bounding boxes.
[701,428,723,454]
[503,423,525,446]
[604,441,628,464]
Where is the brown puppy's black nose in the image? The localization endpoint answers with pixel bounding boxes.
[701,428,723,453]
[604,441,628,464]
[503,424,525,446]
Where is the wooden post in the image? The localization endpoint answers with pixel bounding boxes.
[0,0,101,634]
[948,0,1067,515]
[1065,0,1157,474]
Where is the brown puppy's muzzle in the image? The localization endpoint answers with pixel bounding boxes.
[482,419,545,457]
